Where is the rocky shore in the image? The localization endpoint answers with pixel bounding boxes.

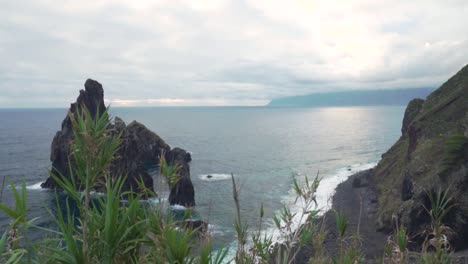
[294,169,387,263]
[296,169,468,263]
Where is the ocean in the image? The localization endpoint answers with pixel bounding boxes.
[0,106,404,252]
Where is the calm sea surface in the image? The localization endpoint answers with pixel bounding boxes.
[0,106,404,250]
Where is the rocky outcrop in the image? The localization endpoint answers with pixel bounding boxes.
[401,98,424,134]
[41,79,196,206]
[371,64,468,249]
[109,119,170,195]
[165,148,195,206]
[43,79,106,190]
[181,219,208,234]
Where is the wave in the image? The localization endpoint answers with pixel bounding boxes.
[170,204,188,210]
[218,161,379,263]
[199,173,232,182]
[26,181,44,190]
[264,161,378,245]
[148,197,168,205]
[207,224,226,236]
[315,161,377,213]
[25,182,105,198]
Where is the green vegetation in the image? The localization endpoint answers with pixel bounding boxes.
[443,133,468,169]
[0,106,466,263]
[421,188,455,263]
[0,107,226,264]
[382,223,409,263]
[159,154,181,189]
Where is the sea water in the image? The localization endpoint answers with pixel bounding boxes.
[0,106,404,252]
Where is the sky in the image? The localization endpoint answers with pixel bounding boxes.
[1,0,468,107]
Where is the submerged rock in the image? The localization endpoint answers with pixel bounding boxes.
[41,79,196,206]
[181,219,208,234]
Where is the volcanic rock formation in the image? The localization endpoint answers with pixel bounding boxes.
[41,79,195,206]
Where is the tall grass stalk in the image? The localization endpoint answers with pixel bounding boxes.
[334,210,348,261]
[0,175,5,203]
[231,173,249,263]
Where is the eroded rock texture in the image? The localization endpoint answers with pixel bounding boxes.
[41,79,195,206]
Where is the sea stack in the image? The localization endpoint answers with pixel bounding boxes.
[41,79,196,206]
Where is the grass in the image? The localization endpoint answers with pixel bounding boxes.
[443,133,468,173]
[0,175,5,203]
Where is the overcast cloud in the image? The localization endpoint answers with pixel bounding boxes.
[1,0,468,107]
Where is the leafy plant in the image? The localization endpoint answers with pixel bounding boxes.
[159,154,182,189]
[0,180,37,263]
[385,223,409,263]
[422,188,455,262]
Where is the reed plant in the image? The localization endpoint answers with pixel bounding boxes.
[420,188,455,264]
[383,221,409,263]
[0,106,228,263]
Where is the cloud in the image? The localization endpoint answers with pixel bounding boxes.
[1,0,468,107]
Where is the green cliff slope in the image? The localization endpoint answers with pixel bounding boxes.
[372,64,468,248]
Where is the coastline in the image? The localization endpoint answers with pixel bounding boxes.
[293,169,387,263]
[292,168,468,264]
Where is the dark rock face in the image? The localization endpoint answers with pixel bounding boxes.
[400,171,414,201]
[402,98,424,134]
[181,219,208,234]
[352,169,371,188]
[42,79,106,189]
[371,64,468,249]
[165,148,195,207]
[110,120,170,195]
[41,79,196,206]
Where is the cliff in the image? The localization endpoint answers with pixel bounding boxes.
[41,79,196,206]
[371,64,468,248]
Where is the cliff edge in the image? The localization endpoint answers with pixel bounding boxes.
[372,64,468,249]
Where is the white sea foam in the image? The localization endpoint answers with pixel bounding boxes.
[199,173,232,182]
[219,241,238,264]
[315,162,377,213]
[264,161,378,245]
[218,162,378,263]
[89,191,105,197]
[148,197,167,205]
[170,204,188,210]
[26,181,44,190]
[208,224,225,235]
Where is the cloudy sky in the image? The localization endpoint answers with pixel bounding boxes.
[1,0,468,107]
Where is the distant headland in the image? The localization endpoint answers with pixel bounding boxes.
[267,88,434,107]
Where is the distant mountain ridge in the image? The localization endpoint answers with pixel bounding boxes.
[267,88,434,107]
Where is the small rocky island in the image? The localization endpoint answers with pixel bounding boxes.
[41,79,196,207]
